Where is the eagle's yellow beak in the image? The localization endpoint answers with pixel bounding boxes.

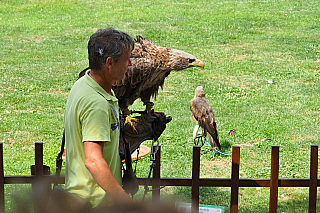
[190,59,205,69]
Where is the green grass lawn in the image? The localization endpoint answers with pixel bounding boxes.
[1,0,320,212]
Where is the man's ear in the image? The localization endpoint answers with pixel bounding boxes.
[105,57,113,67]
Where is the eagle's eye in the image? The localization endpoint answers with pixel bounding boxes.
[189,59,196,63]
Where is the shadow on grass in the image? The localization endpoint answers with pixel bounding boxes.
[199,138,233,159]
[220,138,233,150]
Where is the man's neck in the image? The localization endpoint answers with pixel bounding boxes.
[89,70,113,96]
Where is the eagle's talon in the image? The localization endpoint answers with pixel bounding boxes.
[125,115,139,133]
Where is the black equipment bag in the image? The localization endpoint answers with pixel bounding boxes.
[121,137,139,196]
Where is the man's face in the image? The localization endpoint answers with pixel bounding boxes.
[111,48,132,81]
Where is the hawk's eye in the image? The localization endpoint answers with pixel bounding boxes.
[189,59,196,63]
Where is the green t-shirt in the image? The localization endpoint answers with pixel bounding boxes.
[64,70,121,208]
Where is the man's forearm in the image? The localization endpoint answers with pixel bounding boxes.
[85,156,131,202]
[84,141,132,204]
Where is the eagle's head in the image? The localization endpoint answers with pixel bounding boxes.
[168,49,205,71]
[195,86,205,98]
[132,36,204,71]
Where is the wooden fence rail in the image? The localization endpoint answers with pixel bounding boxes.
[0,142,318,213]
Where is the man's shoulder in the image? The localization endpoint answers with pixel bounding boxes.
[68,79,103,106]
[71,77,97,98]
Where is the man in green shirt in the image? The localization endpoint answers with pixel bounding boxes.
[64,28,134,209]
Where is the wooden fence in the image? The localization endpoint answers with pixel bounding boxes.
[0,142,318,213]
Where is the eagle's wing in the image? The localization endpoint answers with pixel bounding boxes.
[130,36,157,59]
[113,57,154,98]
[190,98,214,129]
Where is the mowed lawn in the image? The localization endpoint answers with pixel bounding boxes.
[0,0,319,212]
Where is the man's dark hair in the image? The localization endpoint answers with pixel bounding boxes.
[88,28,134,71]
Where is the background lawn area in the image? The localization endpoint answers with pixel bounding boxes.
[0,0,319,212]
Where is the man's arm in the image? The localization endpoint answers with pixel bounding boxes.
[84,141,132,204]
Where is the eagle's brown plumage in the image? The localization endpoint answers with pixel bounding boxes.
[113,36,205,114]
[190,86,220,150]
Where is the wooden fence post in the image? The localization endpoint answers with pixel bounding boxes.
[269,145,279,213]
[34,142,44,180]
[230,146,240,213]
[309,145,318,213]
[33,142,45,213]
[192,145,201,213]
[152,144,161,203]
[0,143,5,213]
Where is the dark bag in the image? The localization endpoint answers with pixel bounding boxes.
[121,137,139,196]
[46,130,92,213]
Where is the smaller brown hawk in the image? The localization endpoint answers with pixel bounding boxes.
[190,86,220,150]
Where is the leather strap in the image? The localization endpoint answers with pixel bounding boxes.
[54,129,65,186]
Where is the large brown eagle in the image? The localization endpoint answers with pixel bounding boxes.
[80,36,204,115]
[190,86,220,150]
[114,36,204,115]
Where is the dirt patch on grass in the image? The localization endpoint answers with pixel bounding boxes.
[235,140,261,147]
[201,158,231,178]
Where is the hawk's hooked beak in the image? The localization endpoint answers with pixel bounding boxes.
[190,59,205,69]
